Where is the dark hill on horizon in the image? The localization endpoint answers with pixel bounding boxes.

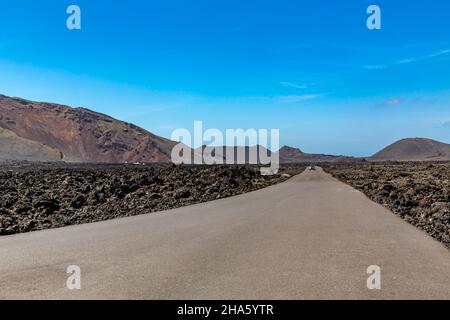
[277,146,354,163]
[192,145,354,164]
[370,138,450,161]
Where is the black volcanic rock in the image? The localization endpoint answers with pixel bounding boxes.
[0,163,306,235]
[324,162,450,248]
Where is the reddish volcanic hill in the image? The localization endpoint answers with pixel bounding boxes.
[278,146,305,162]
[0,94,176,163]
[371,138,450,161]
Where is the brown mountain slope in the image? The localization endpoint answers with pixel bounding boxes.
[0,94,176,163]
[371,138,450,161]
[0,127,67,162]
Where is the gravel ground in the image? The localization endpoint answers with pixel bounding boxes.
[323,162,450,248]
[0,163,306,235]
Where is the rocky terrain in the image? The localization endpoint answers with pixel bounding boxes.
[0,163,305,235]
[323,162,450,248]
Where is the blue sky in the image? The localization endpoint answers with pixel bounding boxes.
[0,0,450,156]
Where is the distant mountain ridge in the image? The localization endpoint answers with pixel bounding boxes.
[191,145,354,164]
[1,94,450,164]
[277,146,354,163]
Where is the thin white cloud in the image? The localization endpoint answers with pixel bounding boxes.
[279,81,311,90]
[395,48,450,65]
[394,58,416,65]
[426,49,450,58]
[275,94,322,104]
[362,48,450,71]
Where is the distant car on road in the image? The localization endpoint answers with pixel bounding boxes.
[308,164,316,171]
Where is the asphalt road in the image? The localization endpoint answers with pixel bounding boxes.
[0,168,449,299]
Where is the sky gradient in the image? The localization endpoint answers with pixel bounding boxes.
[1,0,450,156]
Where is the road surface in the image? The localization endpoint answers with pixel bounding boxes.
[0,168,449,299]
